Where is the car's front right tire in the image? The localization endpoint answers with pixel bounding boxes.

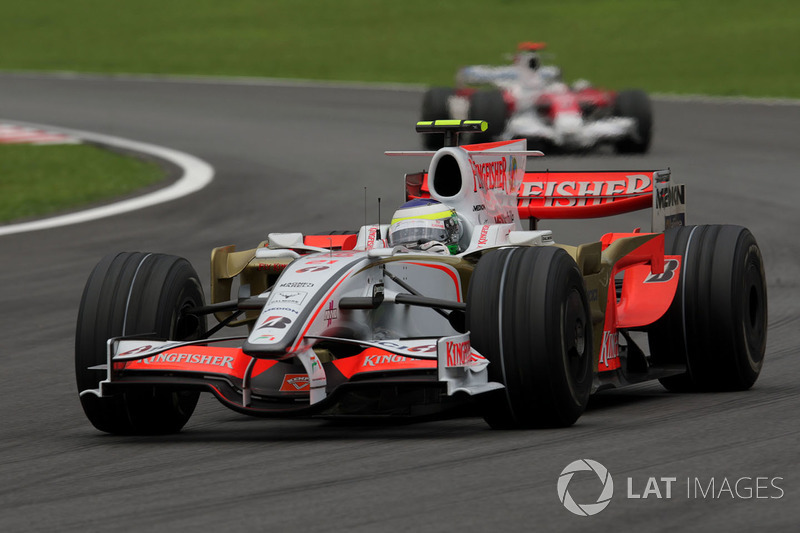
[75,252,206,434]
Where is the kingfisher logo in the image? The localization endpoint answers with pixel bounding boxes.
[557,459,614,516]
[445,339,471,367]
[470,158,508,191]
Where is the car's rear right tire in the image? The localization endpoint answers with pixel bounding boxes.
[648,225,767,391]
[75,252,206,434]
[613,89,653,154]
[467,247,593,429]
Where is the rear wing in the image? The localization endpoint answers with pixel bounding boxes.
[518,169,685,231]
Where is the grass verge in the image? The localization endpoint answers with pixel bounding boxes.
[0,0,798,98]
[0,143,163,224]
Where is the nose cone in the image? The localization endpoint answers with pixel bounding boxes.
[553,112,584,146]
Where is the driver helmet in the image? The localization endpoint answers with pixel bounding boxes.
[515,51,540,71]
[388,199,461,254]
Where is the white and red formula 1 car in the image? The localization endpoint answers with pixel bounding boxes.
[75,120,765,434]
[421,42,653,154]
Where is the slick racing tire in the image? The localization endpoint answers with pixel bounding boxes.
[75,252,207,434]
[467,247,593,429]
[612,89,653,154]
[421,87,454,150]
[468,89,507,143]
[648,225,767,391]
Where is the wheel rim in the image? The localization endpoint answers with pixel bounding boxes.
[742,254,766,368]
[564,289,590,388]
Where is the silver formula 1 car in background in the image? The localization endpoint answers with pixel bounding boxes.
[75,120,765,434]
[421,42,653,153]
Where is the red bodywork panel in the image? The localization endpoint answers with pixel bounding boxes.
[535,91,581,121]
[596,233,681,371]
[304,234,358,250]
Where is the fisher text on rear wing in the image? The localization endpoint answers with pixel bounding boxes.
[518,169,684,231]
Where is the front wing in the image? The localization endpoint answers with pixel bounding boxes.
[80,333,502,418]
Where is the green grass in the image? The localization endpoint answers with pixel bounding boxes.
[0,144,163,223]
[0,0,798,97]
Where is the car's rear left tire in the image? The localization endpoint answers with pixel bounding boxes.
[421,87,454,150]
[75,252,206,434]
[468,89,507,143]
[648,225,767,391]
[467,247,593,429]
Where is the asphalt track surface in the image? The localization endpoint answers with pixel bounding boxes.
[1,74,798,532]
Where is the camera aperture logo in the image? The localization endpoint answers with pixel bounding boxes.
[557,459,614,516]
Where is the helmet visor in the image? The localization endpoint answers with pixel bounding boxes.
[388,219,450,247]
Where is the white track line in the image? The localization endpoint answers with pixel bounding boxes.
[0,119,214,237]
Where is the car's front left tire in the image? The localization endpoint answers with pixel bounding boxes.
[467,247,593,429]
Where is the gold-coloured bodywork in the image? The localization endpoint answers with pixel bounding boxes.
[210,242,291,328]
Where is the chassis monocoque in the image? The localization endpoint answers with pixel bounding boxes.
[421,42,653,154]
[75,120,767,434]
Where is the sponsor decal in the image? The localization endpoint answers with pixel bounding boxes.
[141,352,234,369]
[599,331,619,369]
[472,204,486,212]
[363,353,409,367]
[259,316,292,329]
[493,210,515,224]
[366,226,378,249]
[272,290,308,306]
[655,184,685,209]
[118,345,154,357]
[279,373,310,392]
[558,459,614,516]
[280,282,315,288]
[406,344,437,353]
[256,262,287,273]
[644,259,680,283]
[521,175,651,207]
[297,265,330,273]
[323,301,338,327]
[477,225,490,247]
[445,339,472,367]
[264,306,300,315]
[258,334,277,342]
[470,158,509,192]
